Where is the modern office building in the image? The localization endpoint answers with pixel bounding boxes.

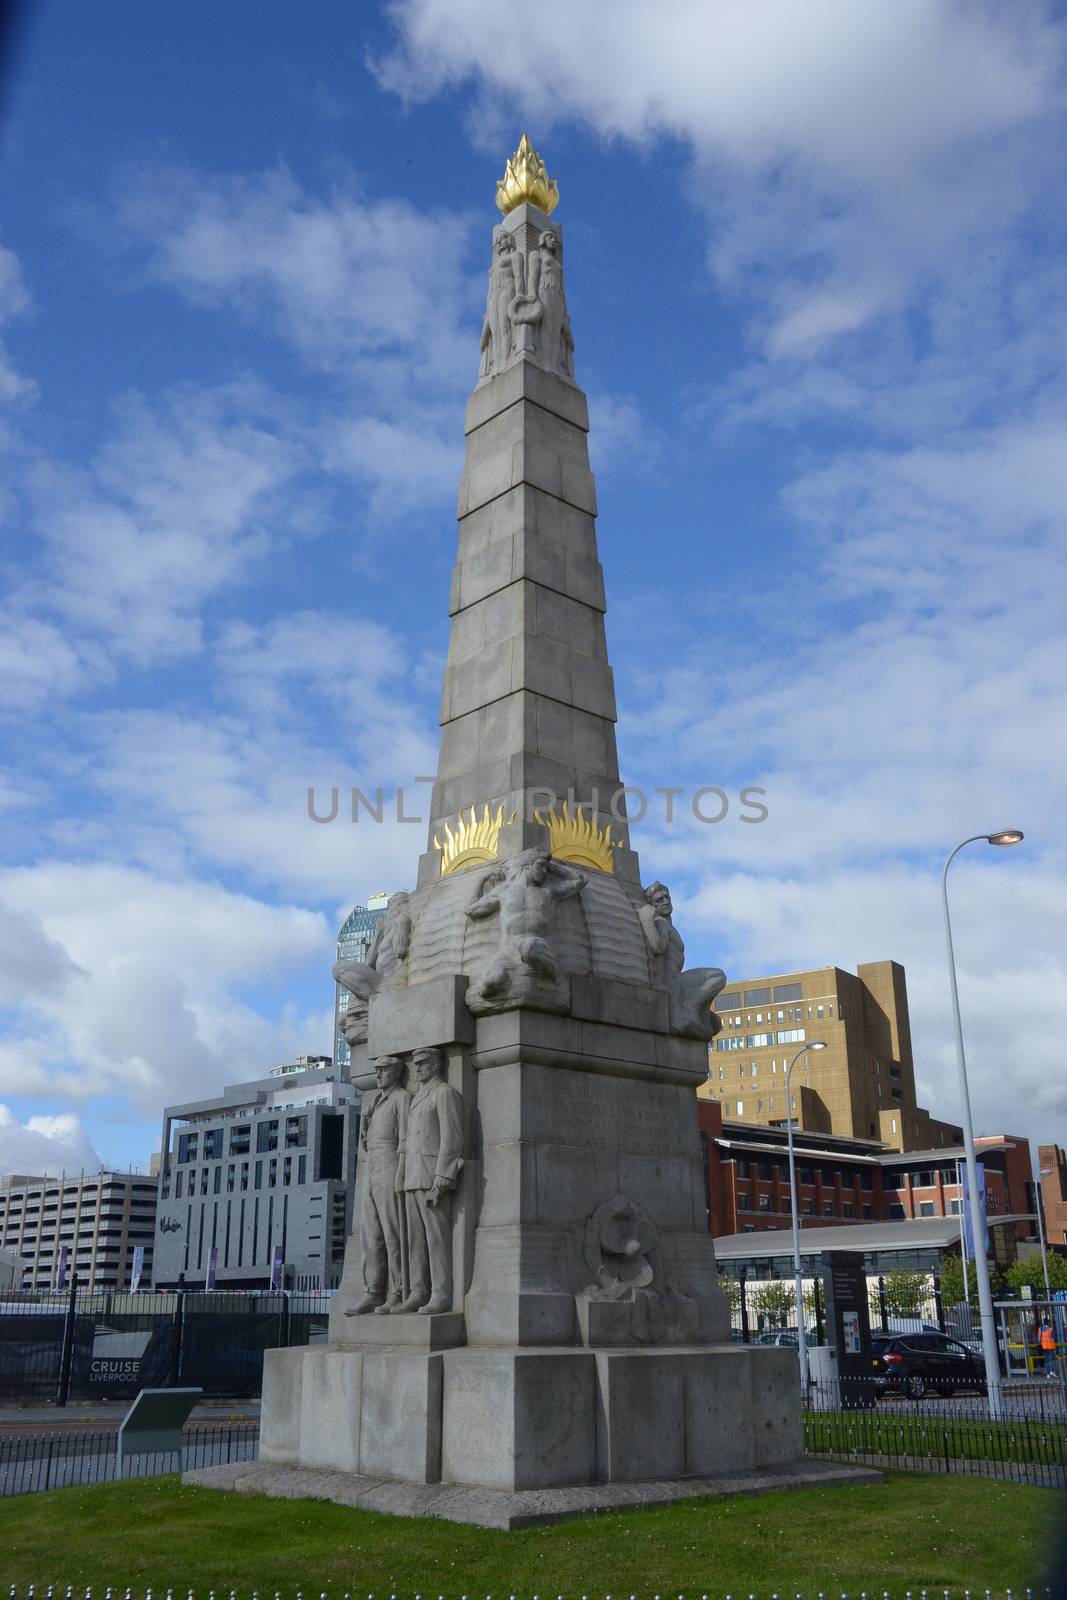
[1039,1143,1067,1246]
[697,1098,1034,1243]
[0,1247,25,1289]
[153,1056,360,1291]
[0,1171,158,1291]
[333,892,392,1071]
[701,959,962,1152]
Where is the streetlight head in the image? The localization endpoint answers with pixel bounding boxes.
[987,829,1023,847]
[808,1040,827,1051]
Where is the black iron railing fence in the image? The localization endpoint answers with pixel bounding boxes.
[0,1420,259,1496]
[0,1376,1062,1498]
[0,1290,332,1403]
[806,1378,1066,1488]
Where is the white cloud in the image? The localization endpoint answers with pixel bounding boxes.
[613,407,1067,1149]
[0,863,335,1112]
[0,1107,103,1180]
[0,242,35,407]
[378,2,1064,356]
[25,382,307,666]
[112,163,477,387]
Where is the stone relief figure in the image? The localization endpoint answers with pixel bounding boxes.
[465,847,586,1004]
[582,1195,656,1301]
[333,891,413,1046]
[394,1046,464,1315]
[578,1194,698,1346]
[347,1055,410,1316]
[528,230,574,376]
[479,232,526,376]
[638,881,727,1039]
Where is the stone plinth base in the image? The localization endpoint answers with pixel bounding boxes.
[184,1457,882,1531]
[340,1310,466,1349]
[260,1341,805,1499]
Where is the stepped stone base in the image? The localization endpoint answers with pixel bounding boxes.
[257,1341,811,1505]
[184,1458,883,1531]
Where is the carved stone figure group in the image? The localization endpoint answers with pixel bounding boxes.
[350,1046,464,1318]
[480,228,575,378]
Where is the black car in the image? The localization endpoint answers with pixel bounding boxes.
[871,1331,988,1399]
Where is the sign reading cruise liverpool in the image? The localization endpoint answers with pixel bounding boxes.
[188,139,864,1527]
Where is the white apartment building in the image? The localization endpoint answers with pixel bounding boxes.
[0,1172,159,1291]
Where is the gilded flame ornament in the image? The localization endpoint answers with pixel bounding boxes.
[534,801,618,874]
[495,134,559,217]
[435,803,517,877]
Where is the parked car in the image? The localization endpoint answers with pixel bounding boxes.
[871,1331,987,1399]
[753,1329,820,1347]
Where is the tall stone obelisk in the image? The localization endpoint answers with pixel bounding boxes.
[199,139,843,1526]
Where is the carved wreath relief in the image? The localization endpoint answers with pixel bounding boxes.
[479,228,575,379]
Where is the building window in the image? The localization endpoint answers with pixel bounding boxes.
[774,983,802,1002]
[757,1195,770,1212]
[736,1100,744,1117]
[816,1005,824,1018]
[743,987,772,1006]
[257,1121,279,1155]
[822,1201,834,1217]
[776,1028,806,1045]
[203,1129,223,1160]
[175,1172,183,1200]
[230,1126,250,1156]
[949,1199,961,1215]
[176,1133,198,1164]
[918,1201,935,1217]
[842,1203,854,1218]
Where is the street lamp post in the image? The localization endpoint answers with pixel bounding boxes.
[785,1039,827,1401]
[1034,1165,1067,1408]
[942,829,1023,1420]
[1035,1168,1054,1308]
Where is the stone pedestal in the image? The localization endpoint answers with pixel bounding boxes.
[259,1338,803,1499]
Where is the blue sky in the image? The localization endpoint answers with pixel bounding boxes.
[1,1,1065,1176]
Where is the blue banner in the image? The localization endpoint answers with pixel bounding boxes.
[962,1161,988,1259]
[130,1244,144,1293]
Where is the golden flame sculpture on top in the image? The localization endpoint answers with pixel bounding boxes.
[496,134,559,217]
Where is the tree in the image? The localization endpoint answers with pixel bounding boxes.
[750,1279,796,1326]
[937,1252,1008,1309]
[1004,1252,1067,1297]
[938,1252,969,1309]
[881,1268,930,1319]
[717,1275,741,1316]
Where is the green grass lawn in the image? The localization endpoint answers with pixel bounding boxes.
[806,1408,1067,1469]
[0,1472,1061,1592]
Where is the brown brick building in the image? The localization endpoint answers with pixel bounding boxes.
[697,1098,1033,1242]
[1039,1144,1067,1246]
[700,959,962,1152]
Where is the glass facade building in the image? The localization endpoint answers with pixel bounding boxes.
[332,893,391,1070]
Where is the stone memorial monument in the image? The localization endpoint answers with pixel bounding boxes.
[189,136,875,1526]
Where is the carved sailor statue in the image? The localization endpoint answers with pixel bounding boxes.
[394,1047,464,1315]
[348,1054,410,1315]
